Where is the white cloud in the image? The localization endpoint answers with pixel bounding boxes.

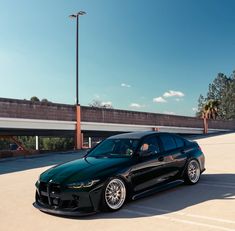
[163,90,185,98]
[121,83,131,88]
[192,107,198,112]
[130,103,144,108]
[153,97,167,103]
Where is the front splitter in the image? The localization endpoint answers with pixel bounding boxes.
[33,202,97,217]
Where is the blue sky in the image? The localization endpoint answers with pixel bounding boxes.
[0,0,235,116]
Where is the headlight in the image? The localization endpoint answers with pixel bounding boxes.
[67,180,100,189]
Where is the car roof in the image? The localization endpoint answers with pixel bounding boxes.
[107,131,167,139]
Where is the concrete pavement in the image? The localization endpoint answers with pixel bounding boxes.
[0,133,235,231]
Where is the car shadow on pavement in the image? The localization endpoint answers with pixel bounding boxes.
[0,150,87,175]
[79,173,235,220]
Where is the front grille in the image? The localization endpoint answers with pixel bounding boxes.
[37,181,79,210]
[50,183,61,194]
[39,182,47,192]
[38,182,61,206]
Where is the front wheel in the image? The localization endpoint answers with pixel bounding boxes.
[101,178,126,212]
[184,159,201,185]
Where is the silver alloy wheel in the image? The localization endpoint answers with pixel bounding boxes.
[105,178,126,210]
[188,160,201,183]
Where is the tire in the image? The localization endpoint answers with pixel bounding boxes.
[101,178,127,212]
[184,159,201,185]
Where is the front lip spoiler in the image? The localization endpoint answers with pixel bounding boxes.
[33,202,97,217]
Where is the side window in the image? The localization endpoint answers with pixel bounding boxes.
[159,134,177,152]
[140,136,160,155]
[174,136,185,148]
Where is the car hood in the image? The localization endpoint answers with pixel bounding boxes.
[40,156,131,184]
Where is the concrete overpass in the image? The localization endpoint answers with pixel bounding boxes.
[0,97,234,138]
[0,117,230,136]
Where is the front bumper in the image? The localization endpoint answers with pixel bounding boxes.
[34,181,103,217]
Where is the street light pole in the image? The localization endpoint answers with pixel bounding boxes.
[69,11,86,149]
[76,15,79,105]
[69,11,86,105]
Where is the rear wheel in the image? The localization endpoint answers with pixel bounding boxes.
[184,159,201,185]
[101,178,126,212]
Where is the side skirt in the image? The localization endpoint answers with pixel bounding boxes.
[132,180,184,201]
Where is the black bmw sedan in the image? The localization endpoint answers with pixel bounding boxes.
[34,131,205,216]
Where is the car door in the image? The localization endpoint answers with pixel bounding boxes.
[130,135,167,192]
[158,134,188,181]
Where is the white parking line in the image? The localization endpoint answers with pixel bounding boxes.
[132,205,235,225]
[123,208,235,231]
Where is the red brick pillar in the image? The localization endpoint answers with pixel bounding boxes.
[75,105,82,149]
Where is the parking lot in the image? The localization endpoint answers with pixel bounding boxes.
[0,133,235,231]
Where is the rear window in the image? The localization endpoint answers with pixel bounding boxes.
[174,136,185,148]
[159,134,177,151]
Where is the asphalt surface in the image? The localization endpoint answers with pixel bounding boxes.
[0,133,235,231]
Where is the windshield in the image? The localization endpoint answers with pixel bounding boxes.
[87,138,139,158]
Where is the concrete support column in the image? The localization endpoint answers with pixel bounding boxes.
[35,136,39,150]
[88,137,92,148]
[75,105,82,149]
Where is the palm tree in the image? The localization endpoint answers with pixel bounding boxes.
[202,100,219,133]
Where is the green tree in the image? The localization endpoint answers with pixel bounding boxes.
[30,96,40,102]
[15,136,74,151]
[41,98,49,103]
[202,100,219,120]
[17,136,36,149]
[41,137,74,150]
[0,139,11,150]
[197,71,235,120]
[89,100,113,109]
[196,94,205,117]
[225,71,235,119]
[200,99,219,134]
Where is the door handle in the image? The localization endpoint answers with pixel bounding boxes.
[158,156,164,162]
